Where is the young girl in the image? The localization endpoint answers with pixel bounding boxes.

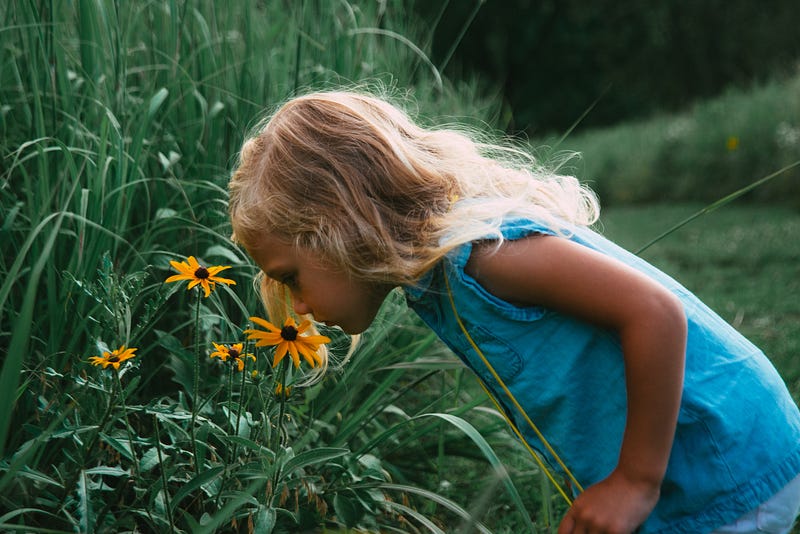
[228,89,800,534]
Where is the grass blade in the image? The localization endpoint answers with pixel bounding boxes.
[636,160,800,254]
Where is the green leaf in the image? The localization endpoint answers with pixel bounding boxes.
[221,435,275,461]
[280,447,349,478]
[77,470,94,534]
[384,501,445,533]
[253,505,276,533]
[333,490,363,528]
[169,466,224,513]
[99,433,133,461]
[84,466,130,477]
[380,483,492,534]
[148,88,169,119]
[419,413,535,531]
[139,447,160,472]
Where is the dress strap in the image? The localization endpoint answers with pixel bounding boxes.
[443,273,584,504]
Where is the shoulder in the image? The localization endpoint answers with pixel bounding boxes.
[464,233,685,329]
[464,233,558,307]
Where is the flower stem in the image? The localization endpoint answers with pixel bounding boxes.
[275,359,289,448]
[269,360,289,507]
[190,291,201,475]
[233,357,248,442]
[113,369,139,478]
[153,414,175,530]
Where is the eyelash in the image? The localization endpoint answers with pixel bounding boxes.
[280,274,299,290]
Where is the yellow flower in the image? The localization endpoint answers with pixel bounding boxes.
[210,342,254,372]
[275,383,292,398]
[89,345,138,370]
[726,136,740,151]
[165,256,235,297]
[244,317,330,369]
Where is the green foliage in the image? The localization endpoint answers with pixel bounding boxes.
[0,1,539,531]
[549,74,800,206]
[422,0,800,133]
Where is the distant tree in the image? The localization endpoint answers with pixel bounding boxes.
[418,0,800,134]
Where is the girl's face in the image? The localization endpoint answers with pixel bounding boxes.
[247,233,392,334]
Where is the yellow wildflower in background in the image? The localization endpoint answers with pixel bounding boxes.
[726,136,740,151]
[244,317,330,369]
[166,256,235,297]
[89,345,138,370]
[210,342,254,372]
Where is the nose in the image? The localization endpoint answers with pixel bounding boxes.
[290,292,312,316]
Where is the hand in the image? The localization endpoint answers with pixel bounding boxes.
[557,469,660,534]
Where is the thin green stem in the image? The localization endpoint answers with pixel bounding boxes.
[635,160,800,254]
[227,363,235,431]
[65,375,117,504]
[190,291,201,475]
[233,357,248,442]
[113,369,139,478]
[214,361,235,508]
[153,414,175,530]
[275,360,289,449]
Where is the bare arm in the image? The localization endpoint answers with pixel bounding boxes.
[466,234,687,534]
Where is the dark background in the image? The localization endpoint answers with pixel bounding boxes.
[416,0,800,135]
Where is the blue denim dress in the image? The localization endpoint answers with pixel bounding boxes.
[404,218,800,534]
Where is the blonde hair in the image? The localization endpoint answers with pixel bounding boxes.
[229,89,599,365]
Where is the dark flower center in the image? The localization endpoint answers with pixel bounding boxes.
[194,266,210,279]
[108,355,120,362]
[229,348,240,359]
[280,325,298,341]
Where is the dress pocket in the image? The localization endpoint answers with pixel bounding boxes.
[449,322,524,386]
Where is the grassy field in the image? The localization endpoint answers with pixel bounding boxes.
[599,203,800,400]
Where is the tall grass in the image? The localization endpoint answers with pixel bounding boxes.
[0,1,549,531]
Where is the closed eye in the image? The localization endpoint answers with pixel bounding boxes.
[279,273,299,290]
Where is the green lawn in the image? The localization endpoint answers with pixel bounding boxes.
[598,203,800,401]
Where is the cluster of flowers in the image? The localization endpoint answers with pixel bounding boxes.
[88,255,330,395]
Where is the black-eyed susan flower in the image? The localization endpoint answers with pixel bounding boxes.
[89,345,138,370]
[166,256,235,297]
[210,342,254,372]
[275,383,292,398]
[244,317,330,369]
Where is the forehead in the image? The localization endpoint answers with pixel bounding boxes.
[247,233,300,275]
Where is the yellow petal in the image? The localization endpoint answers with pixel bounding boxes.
[196,280,210,297]
[209,275,236,286]
[249,316,281,332]
[272,342,288,368]
[298,345,318,368]
[206,265,232,276]
[300,334,331,345]
[287,342,300,368]
[165,273,193,283]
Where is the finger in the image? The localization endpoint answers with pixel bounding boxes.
[557,513,575,534]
